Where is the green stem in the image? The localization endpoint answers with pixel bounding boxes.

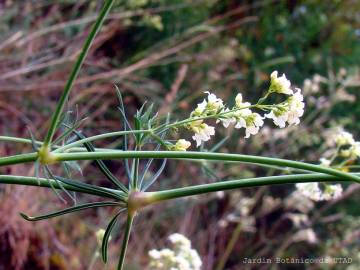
[0,152,38,166]
[0,151,360,183]
[147,173,360,203]
[0,136,43,145]
[0,135,113,152]
[215,223,242,270]
[51,151,360,183]
[43,0,115,147]
[2,151,360,183]
[0,175,124,199]
[54,130,150,153]
[117,212,135,270]
[132,146,140,190]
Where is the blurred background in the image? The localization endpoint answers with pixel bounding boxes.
[0,0,359,269]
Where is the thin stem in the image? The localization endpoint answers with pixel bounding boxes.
[43,0,115,147]
[215,223,242,270]
[0,175,124,199]
[155,104,273,134]
[132,147,140,190]
[0,136,43,145]
[117,212,135,270]
[1,150,358,182]
[0,152,38,166]
[154,105,254,133]
[2,151,360,183]
[0,135,119,152]
[51,151,360,183]
[54,130,151,153]
[147,173,360,203]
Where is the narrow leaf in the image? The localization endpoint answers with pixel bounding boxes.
[53,118,88,145]
[142,159,167,191]
[72,131,127,193]
[54,175,126,202]
[210,136,229,152]
[20,201,120,221]
[115,86,132,182]
[45,166,76,202]
[43,166,67,204]
[101,210,125,263]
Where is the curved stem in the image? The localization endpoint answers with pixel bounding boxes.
[51,151,360,183]
[53,130,151,153]
[2,150,360,183]
[2,151,360,183]
[0,135,120,152]
[43,0,115,147]
[0,136,44,145]
[147,172,360,203]
[21,201,121,221]
[0,175,124,199]
[0,152,38,166]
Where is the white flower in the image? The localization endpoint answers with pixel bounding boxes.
[244,113,264,138]
[191,121,215,147]
[193,99,207,116]
[235,117,247,129]
[265,109,288,128]
[233,107,252,129]
[169,233,191,249]
[205,91,223,112]
[192,92,223,117]
[335,131,355,146]
[319,158,331,167]
[266,88,305,127]
[295,183,323,201]
[322,184,342,200]
[295,182,343,201]
[235,93,251,108]
[173,139,191,151]
[270,70,293,95]
[149,248,177,269]
[286,88,305,125]
[149,234,202,270]
[217,108,236,128]
[188,249,202,269]
[350,142,360,158]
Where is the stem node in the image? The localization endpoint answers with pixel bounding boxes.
[127,191,155,215]
[38,146,57,165]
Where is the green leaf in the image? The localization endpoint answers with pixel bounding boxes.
[142,158,167,191]
[20,201,120,221]
[53,118,88,145]
[27,127,38,151]
[210,136,229,152]
[44,166,76,202]
[54,175,126,202]
[72,130,128,193]
[101,210,125,263]
[115,86,132,183]
[64,161,83,176]
[43,166,67,203]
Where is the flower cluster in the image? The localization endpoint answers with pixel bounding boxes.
[179,71,305,148]
[334,131,360,159]
[322,129,360,167]
[148,233,202,270]
[295,182,342,201]
[265,71,305,128]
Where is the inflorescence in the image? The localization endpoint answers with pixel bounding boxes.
[172,70,305,149]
